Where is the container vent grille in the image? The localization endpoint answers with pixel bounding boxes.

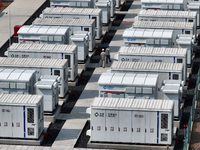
[28,128,34,136]
[27,108,34,123]
[161,114,168,129]
[161,133,168,141]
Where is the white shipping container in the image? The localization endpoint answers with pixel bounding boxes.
[111,61,185,87]
[87,97,174,145]
[6,43,78,81]
[33,18,95,51]
[141,0,185,11]
[117,47,187,78]
[138,10,197,28]
[35,80,59,112]
[17,25,71,44]
[41,7,103,39]
[0,57,68,98]
[133,21,196,43]
[0,94,44,139]
[0,69,36,94]
[95,1,110,24]
[50,0,94,8]
[187,2,200,27]
[96,0,115,17]
[123,28,174,48]
[176,34,195,65]
[98,72,159,99]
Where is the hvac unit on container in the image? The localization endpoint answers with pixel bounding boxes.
[160,80,183,119]
[69,31,89,63]
[33,18,95,52]
[176,34,195,66]
[141,0,185,11]
[137,10,197,27]
[86,97,174,145]
[95,1,110,24]
[50,0,94,8]
[116,47,187,75]
[111,61,185,88]
[96,0,116,17]
[98,72,159,99]
[187,2,200,28]
[17,25,71,44]
[123,28,174,48]
[0,94,44,139]
[5,43,78,82]
[0,57,68,98]
[132,21,196,44]
[35,80,59,112]
[0,69,36,94]
[41,7,102,39]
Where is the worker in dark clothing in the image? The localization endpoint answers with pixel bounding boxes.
[105,45,111,63]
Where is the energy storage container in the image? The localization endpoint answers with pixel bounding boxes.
[123,28,174,48]
[141,0,185,11]
[86,97,174,145]
[0,69,36,94]
[132,21,196,43]
[96,0,115,17]
[160,80,183,118]
[5,43,78,81]
[35,80,59,112]
[41,7,102,39]
[0,94,44,139]
[33,18,95,51]
[0,57,68,98]
[111,61,185,87]
[69,31,89,62]
[17,25,71,44]
[137,10,197,27]
[95,1,110,24]
[116,47,187,77]
[50,0,94,8]
[98,72,159,99]
[187,2,200,27]
[176,34,195,65]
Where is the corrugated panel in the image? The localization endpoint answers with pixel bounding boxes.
[0,94,42,106]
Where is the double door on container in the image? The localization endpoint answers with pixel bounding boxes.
[91,109,171,144]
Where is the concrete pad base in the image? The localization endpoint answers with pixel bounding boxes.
[78,57,90,71]
[87,140,175,150]
[0,134,44,146]
[68,77,79,87]
[174,120,180,129]
[44,105,61,123]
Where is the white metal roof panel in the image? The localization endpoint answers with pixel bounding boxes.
[98,72,114,84]
[133,74,147,85]
[92,97,174,111]
[110,73,124,84]
[0,94,43,106]
[121,73,136,85]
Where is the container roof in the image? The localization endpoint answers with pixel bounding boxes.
[0,57,67,68]
[8,43,77,53]
[123,28,173,38]
[43,7,102,15]
[33,18,95,26]
[98,72,158,86]
[133,21,194,29]
[17,25,69,35]
[141,0,183,3]
[0,69,36,81]
[138,10,197,18]
[118,46,187,56]
[92,97,174,111]
[111,61,183,72]
[0,94,43,106]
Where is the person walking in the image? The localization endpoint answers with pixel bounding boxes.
[105,45,111,63]
[100,49,106,68]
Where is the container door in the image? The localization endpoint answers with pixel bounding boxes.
[105,110,119,142]
[26,107,36,138]
[132,111,146,143]
[118,110,132,143]
[159,113,171,144]
[145,111,158,144]
[12,106,24,138]
[0,106,12,137]
[91,109,105,142]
